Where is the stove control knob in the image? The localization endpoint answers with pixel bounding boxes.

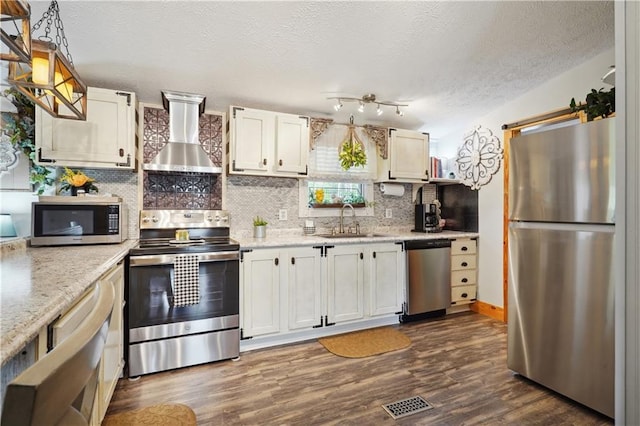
[222,216,229,223]
[152,216,159,223]
[142,216,150,224]
[206,216,213,222]
[215,215,220,222]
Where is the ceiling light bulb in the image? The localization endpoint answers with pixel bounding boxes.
[334,101,343,111]
[376,105,383,116]
[358,102,364,113]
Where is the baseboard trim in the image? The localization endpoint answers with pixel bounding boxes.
[470,301,505,322]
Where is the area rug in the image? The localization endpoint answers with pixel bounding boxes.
[102,403,197,426]
[318,326,411,358]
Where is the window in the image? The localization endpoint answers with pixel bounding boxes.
[299,123,377,218]
[307,181,365,207]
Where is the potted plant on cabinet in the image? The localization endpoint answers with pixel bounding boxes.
[569,87,615,121]
[253,216,268,238]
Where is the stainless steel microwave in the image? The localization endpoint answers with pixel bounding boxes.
[31,197,127,246]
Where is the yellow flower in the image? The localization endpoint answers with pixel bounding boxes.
[60,167,98,193]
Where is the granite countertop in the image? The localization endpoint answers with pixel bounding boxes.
[0,239,137,366]
[0,229,478,366]
[232,227,479,249]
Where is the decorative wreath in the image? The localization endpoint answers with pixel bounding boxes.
[456,125,503,190]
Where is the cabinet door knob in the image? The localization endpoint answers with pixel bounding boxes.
[461,246,468,251]
[461,278,468,283]
[461,262,468,267]
[274,257,279,266]
[291,257,295,265]
[360,253,363,260]
[119,148,124,157]
[263,158,267,166]
[279,159,283,166]
[373,252,376,259]
[461,293,468,298]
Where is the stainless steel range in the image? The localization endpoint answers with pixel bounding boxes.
[126,209,240,376]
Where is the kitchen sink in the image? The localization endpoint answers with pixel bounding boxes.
[316,233,390,239]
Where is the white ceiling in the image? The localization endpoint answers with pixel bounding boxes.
[22,1,614,139]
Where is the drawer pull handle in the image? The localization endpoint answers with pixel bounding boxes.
[461,278,468,283]
[461,262,468,267]
[461,246,468,251]
[461,293,468,298]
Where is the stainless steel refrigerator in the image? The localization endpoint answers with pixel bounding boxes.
[507,118,615,418]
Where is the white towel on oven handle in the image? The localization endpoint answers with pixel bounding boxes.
[172,254,200,307]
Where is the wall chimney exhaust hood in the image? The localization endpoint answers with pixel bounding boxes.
[143,91,222,174]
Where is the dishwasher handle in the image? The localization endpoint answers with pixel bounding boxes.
[404,239,451,250]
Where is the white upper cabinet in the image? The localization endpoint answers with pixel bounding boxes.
[229,106,309,177]
[35,87,136,169]
[378,128,429,182]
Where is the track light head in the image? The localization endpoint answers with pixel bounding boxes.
[376,104,383,116]
[357,102,365,113]
[334,100,343,111]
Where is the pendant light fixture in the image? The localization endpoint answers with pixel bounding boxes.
[7,0,87,120]
[328,93,408,117]
[1,0,31,63]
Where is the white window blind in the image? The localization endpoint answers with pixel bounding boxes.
[308,124,378,181]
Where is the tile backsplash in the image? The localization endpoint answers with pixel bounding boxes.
[142,106,223,210]
[226,175,436,233]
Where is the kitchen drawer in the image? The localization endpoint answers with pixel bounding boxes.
[451,254,476,271]
[452,239,477,255]
[451,285,477,305]
[451,269,476,286]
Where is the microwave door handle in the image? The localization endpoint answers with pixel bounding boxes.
[129,251,239,267]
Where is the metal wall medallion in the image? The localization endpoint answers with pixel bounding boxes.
[0,133,20,175]
[456,125,503,190]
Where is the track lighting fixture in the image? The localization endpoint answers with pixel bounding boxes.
[327,93,407,117]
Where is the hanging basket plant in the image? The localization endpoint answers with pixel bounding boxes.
[338,118,367,170]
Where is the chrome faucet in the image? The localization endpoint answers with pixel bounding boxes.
[339,203,359,234]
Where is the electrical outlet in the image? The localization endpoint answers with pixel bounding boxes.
[385,208,392,219]
[278,209,288,221]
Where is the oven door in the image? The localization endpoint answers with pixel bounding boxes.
[128,251,239,342]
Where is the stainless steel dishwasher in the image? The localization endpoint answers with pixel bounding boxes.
[402,239,451,322]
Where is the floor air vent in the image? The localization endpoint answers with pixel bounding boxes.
[382,395,434,419]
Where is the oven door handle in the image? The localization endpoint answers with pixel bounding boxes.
[129,251,239,266]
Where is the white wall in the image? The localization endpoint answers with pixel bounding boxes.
[438,48,615,307]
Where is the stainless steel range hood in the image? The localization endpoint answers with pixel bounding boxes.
[143,91,222,173]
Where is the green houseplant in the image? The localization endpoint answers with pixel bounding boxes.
[570,87,615,121]
[253,216,268,238]
[1,88,55,194]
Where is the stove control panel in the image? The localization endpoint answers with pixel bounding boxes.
[140,209,230,229]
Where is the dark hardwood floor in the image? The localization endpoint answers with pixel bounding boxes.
[107,312,613,425]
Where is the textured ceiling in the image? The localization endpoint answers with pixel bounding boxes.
[20,1,614,138]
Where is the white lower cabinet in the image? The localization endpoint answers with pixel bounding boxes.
[240,242,404,348]
[94,261,125,426]
[326,245,365,325]
[367,243,404,317]
[240,249,281,338]
[288,247,323,330]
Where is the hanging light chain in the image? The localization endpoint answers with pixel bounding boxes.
[30,1,74,66]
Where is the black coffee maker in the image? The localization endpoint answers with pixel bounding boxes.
[414,203,439,232]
